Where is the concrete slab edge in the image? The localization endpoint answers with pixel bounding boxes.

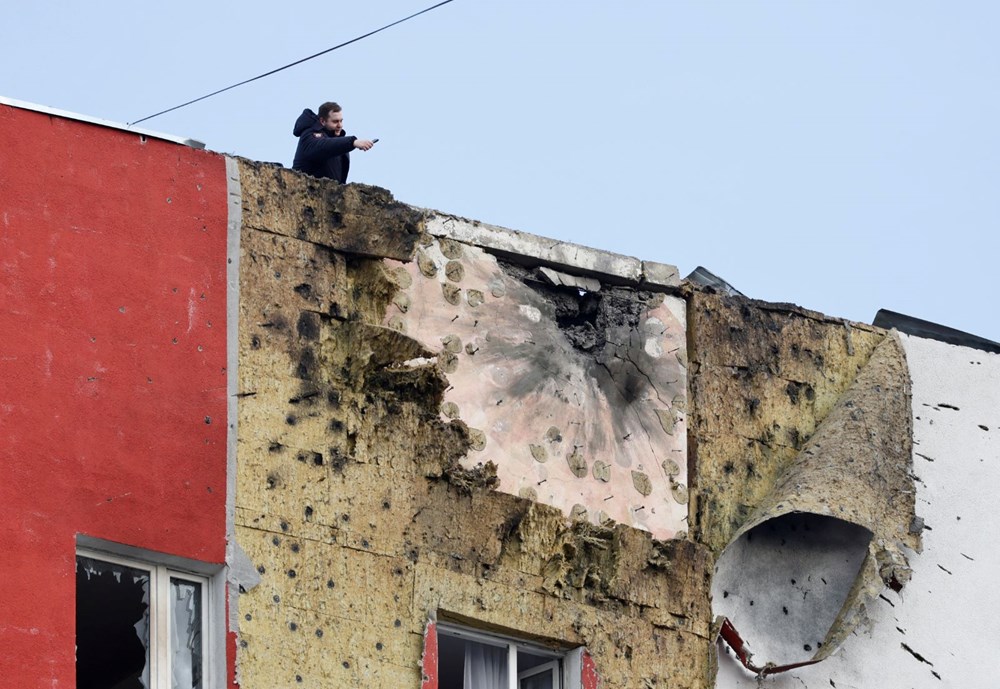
[424,212,680,290]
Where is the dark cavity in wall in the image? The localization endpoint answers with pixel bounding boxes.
[496,260,655,354]
[76,555,149,689]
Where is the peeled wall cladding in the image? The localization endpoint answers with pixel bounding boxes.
[231,161,715,688]
[686,293,920,673]
[720,335,1000,688]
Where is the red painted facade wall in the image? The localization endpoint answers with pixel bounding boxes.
[0,104,230,688]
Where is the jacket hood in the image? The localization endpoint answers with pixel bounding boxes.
[293,108,320,137]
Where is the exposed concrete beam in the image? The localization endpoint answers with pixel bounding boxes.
[424,212,679,290]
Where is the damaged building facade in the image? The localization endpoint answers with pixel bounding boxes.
[2,97,998,689]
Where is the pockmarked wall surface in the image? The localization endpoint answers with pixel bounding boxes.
[383,233,689,539]
[227,162,963,688]
[0,103,230,688]
[231,161,715,688]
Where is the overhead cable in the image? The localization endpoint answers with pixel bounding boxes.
[129,0,454,126]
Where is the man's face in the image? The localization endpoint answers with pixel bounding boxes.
[320,111,344,135]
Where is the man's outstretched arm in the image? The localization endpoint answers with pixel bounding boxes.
[298,133,357,164]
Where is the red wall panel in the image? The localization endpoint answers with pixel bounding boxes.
[0,104,230,688]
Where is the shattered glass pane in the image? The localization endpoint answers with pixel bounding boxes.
[76,555,151,689]
[170,578,203,689]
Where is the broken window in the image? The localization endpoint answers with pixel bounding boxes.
[436,623,574,689]
[76,550,209,689]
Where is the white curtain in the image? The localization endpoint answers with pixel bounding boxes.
[136,577,151,689]
[464,640,508,689]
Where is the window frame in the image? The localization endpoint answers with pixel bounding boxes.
[76,544,217,689]
[436,621,580,689]
[519,658,561,687]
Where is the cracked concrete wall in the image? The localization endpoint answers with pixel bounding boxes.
[232,161,715,688]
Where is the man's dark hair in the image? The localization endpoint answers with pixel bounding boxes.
[318,102,342,120]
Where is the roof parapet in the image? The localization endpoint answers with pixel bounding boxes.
[424,212,679,290]
[0,95,205,149]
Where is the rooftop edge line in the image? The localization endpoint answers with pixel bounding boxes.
[0,95,205,149]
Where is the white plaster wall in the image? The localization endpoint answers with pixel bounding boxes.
[716,334,1000,688]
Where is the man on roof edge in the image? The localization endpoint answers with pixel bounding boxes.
[292,102,375,183]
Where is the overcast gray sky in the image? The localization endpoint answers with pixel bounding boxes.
[4,1,998,341]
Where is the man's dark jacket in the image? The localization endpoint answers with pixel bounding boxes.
[292,109,357,183]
